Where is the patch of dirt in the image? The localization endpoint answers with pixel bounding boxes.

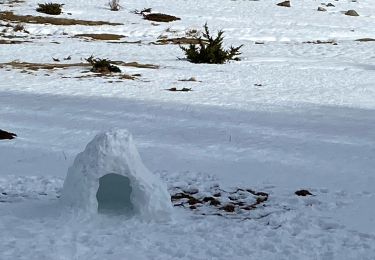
[0,39,30,44]
[143,13,181,23]
[1,0,25,4]
[0,61,159,71]
[74,33,126,41]
[0,0,25,7]
[153,37,202,45]
[108,40,142,44]
[167,87,192,92]
[303,40,337,45]
[355,38,375,42]
[295,190,314,196]
[0,61,88,71]
[0,11,122,26]
[111,61,160,69]
[67,73,140,81]
[277,0,291,7]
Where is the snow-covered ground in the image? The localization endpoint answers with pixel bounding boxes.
[1,0,375,259]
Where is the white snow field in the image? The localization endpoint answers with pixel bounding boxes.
[0,0,375,259]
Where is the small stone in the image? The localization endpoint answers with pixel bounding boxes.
[202,197,221,206]
[187,197,201,205]
[345,10,359,16]
[318,7,327,11]
[0,129,17,140]
[277,1,291,7]
[171,192,191,201]
[220,204,236,212]
[295,189,313,196]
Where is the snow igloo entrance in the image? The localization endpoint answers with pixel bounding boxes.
[96,173,134,215]
[61,129,172,221]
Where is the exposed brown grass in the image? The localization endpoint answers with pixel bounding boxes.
[111,61,160,69]
[153,37,203,45]
[303,40,337,45]
[108,40,142,44]
[0,11,122,26]
[2,0,25,4]
[355,38,375,42]
[0,61,159,71]
[0,61,87,70]
[68,73,139,80]
[75,33,125,41]
[143,13,180,23]
[0,39,30,44]
[167,87,192,92]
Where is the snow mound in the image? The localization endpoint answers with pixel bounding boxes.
[61,129,172,221]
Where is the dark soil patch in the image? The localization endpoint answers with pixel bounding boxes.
[295,189,313,196]
[64,73,140,81]
[277,0,291,7]
[303,40,337,45]
[154,37,203,45]
[0,61,87,71]
[107,40,142,44]
[220,204,236,212]
[202,197,221,206]
[143,13,180,23]
[112,61,159,69]
[355,38,375,42]
[0,11,122,26]
[167,87,192,92]
[0,39,30,44]
[75,33,126,41]
[0,61,158,71]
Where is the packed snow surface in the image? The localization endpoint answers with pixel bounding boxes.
[62,129,172,220]
[0,0,375,259]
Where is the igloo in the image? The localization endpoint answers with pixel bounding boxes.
[61,129,172,221]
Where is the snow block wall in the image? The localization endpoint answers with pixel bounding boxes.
[61,129,172,221]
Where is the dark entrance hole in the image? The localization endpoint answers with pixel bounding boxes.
[96,173,133,215]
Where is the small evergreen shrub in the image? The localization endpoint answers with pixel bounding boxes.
[86,56,121,73]
[13,23,25,32]
[36,3,63,15]
[108,0,120,11]
[180,23,243,64]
